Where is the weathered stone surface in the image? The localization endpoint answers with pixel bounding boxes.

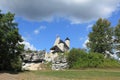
[22,63,42,70]
[51,56,68,70]
[21,50,45,62]
[21,50,46,70]
[52,63,68,70]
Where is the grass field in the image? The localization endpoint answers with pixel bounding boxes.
[0,69,120,80]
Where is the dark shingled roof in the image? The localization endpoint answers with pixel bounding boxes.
[50,46,63,53]
[59,40,64,44]
[65,37,70,40]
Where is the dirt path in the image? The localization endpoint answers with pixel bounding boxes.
[0,73,19,80]
[0,71,66,80]
[0,72,60,80]
[0,72,37,80]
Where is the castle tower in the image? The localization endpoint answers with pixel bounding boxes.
[54,36,60,46]
[65,37,70,48]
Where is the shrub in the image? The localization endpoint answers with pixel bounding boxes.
[87,53,104,68]
[100,58,120,68]
[67,48,120,69]
[67,48,86,68]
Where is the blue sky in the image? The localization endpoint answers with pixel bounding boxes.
[0,0,120,52]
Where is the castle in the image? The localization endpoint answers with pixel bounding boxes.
[22,36,70,70]
[45,36,70,61]
[50,36,70,53]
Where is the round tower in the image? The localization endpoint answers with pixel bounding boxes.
[65,37,70,48]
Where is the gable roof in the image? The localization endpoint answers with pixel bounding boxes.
[50,45,63,53]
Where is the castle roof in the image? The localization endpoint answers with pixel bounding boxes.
[50,45,63,53]
[59,40,69,49]
[65,37,70,40]
[59,40,64,44]
[50,37,70,53]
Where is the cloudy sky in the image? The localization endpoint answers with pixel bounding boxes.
[0,0,120,51]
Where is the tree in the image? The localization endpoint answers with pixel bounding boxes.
[0,10,24,71]
[87,18,113,54]
[114,20,120,57]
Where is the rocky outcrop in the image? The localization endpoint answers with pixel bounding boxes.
[22,63,42,70]
[21,50,45,63]
[51,56,68,70]
[21,50,46,70]
[52,63,68,70]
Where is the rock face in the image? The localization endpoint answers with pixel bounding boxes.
[52,63,68,70]
[51,56,68,70]
[21,49,69,70]
[21,50,46,70]
[21,50,46,63]
[22,63,42,70]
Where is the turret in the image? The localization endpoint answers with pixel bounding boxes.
[54,36,60,46]
[65,37,70,48]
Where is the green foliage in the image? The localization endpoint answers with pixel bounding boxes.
[67,48,86,68]
[67,48,120,69]
[0,10,24,71]
[114,20,120,52]
[87,18,113,54]
[44,62,52,70]
[100,58,120,68]
[86,52,104,68]
[114,20,120,41]
[10,56,22,71]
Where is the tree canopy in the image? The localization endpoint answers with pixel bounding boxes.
[114,20,120,57]
[0,10,24,71]
[114,20,120,50]
[87,18,113,54]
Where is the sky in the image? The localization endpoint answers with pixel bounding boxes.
[0,0,120,52]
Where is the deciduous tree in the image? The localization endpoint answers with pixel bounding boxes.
[0,10,24,71]
[87,18,113,54]
[114,20,120,57]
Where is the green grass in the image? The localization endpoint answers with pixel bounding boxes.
[32,69,120,80]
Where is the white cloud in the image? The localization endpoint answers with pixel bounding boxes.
[20,41,36,50]
[34,26,46,34]
[20,37,36,50]
[0,0,120,24]
[87,24,93,31]
[34,30,39,34]
[82,38,89,48]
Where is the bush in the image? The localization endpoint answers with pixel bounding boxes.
[67,48,120,69]
[100,58,120,68]
[87,52,104,68]
[67,48,86,68]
